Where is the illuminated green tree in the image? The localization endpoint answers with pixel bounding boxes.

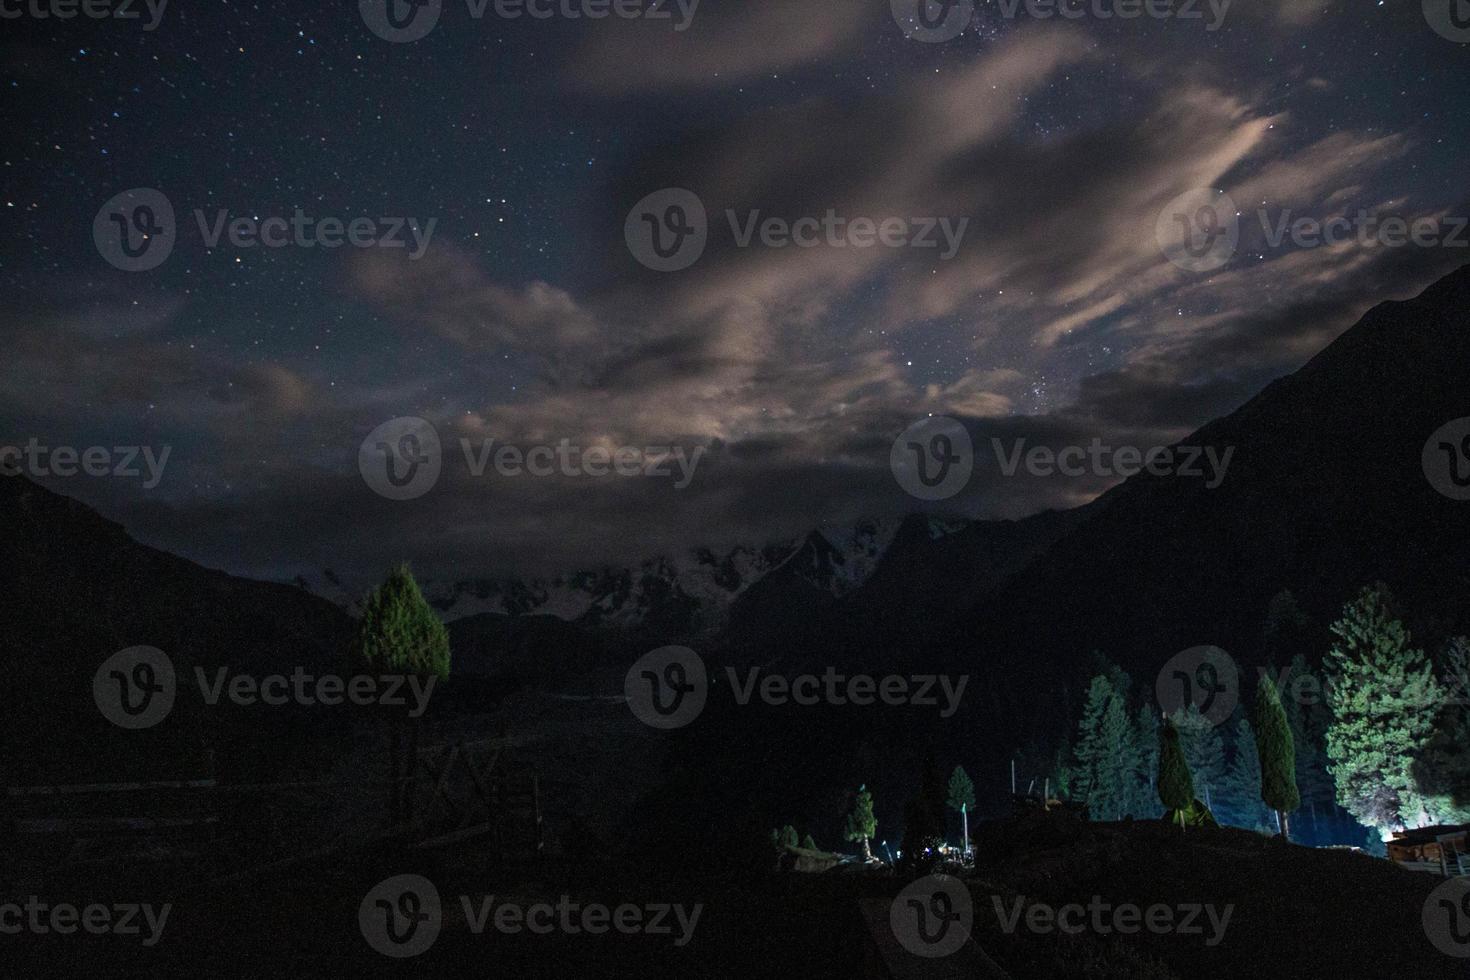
[1325,586,1441,833]
[844,785,877,862]
[1253,675,1300,838]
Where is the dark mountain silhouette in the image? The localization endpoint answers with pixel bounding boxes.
[1,473,354,783]
[966,261,1470,725]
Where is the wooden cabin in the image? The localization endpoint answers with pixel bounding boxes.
[1387,824,1470,876]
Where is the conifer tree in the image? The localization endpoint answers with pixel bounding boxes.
[355,563,452,680]
[946,766,975,854]
[844,785,877,862]
[1173,704,1226,810]
[1131,705,1162,819]
[1280,654,1336,842]
[779,825,799,849]
[355,564,451,824]
[1325,586,1442,833]
[1158,719,1195,831]
[1074,675,1137,819]
[1411,637,1470,824]
[1217,717,1272,831]
[1253,675,1300,838]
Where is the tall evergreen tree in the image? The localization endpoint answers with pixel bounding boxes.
[1158,719,1195,830]
[354,564,451,824]
[1074,674,1138,819]
[844,785,877,862]
[1173,704,1226,810]
[946,766,975,854]
[355,563,452,680]
[1217,717,1272,831]
[1252,675,1300,839]
[1411,637,1470,824]
[1325,586,1442,833]
[1073,675,1114,803]
[1280,654,1336,842]
[1130,706,1163,819]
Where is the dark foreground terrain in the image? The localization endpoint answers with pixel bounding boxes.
[7,813,1462,979]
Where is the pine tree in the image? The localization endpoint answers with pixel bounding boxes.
[1217,718,1272,831]
[1074,675,1137,820]
[1158,719,1195,830]
[1281,654,1335,842]
[946,766,975,854]
[355,563,452,680]
[1411,637,1470,824]
[1130,706,1163,819]
[844,785,877,862]
[779,825,799,849]
[801,833,818,852]
[1173,704,1226,810]
[1073,676,1114,803]
[1325,586,1442,833]
[1252,676,1300,839]
[355,564,451,824]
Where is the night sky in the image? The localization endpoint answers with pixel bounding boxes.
[1,0,1466,586]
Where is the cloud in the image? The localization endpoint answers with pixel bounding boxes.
[564,0,877,93]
